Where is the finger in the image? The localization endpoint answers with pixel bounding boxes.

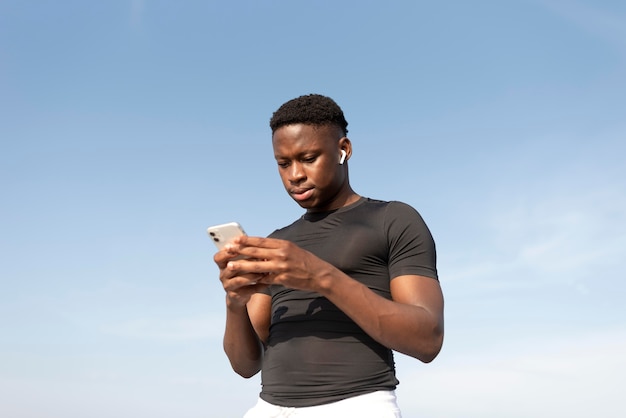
[222,273,266,291]
[234,235,284,249]
[256,273,276,285]
[214,248,245,267]
[227,259,275,275]
[226,281,269,303]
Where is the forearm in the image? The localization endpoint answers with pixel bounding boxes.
[319,273,444,362]
[223,301,264,378]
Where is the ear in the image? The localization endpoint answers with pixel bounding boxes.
[338,137,352,165]
[339,149,347,164]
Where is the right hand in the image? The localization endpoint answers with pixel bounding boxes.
[213,245,269,308]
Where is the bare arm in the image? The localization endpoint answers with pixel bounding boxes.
[222,294,271,377]
[224,236,444,362]
[321,273,444,362]
[214,249,271,378]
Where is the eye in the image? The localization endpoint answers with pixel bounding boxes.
[302,155,317,164]
[277,160,290,168]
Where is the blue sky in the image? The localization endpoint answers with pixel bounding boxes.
[1,1,625,417]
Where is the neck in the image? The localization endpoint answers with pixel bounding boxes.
[306,188,360,213]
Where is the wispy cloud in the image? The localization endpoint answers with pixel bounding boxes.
[444,184,626,293]
[493,187,625,273]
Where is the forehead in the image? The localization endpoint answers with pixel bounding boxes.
[272,124,341,152]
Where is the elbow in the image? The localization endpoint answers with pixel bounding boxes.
[419,348,441,363]
[234,367,259,379]
[419,341,443,363]
[229,359,261,379]
[224,346,262,379]
[416,326,444,363]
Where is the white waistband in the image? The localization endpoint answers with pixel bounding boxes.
[244,390,402,418]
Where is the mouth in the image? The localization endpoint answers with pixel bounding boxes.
[290,187,314,201]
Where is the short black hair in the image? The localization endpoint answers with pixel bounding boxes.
[269,94,349,135]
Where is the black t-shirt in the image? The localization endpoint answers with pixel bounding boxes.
[260,197,438,407]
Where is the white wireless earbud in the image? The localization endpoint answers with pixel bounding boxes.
[339,149,347,165]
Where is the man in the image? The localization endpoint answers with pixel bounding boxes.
[213,94,444,417]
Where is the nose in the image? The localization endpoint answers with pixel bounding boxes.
[288,162,306,184]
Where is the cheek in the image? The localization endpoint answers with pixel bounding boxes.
[312,166,339,187]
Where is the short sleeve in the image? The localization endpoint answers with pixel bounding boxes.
[385,201,438,280]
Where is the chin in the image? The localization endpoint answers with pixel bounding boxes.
[294,200,313,209]
[290,197,316,210]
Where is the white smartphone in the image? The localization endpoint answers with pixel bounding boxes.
[207,222,247,251]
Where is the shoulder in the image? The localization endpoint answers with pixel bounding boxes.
[388,200,421,215]
[361,198,420,214]
[357,198,433,243]
[363,198,426,225]
[379,200,435,246]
